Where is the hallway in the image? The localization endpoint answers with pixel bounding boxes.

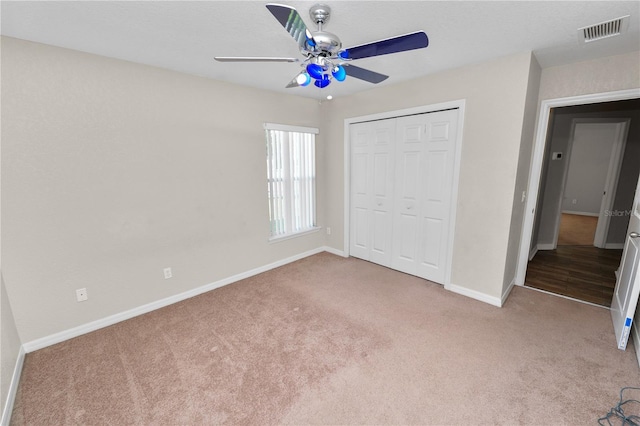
[525,246,623,307]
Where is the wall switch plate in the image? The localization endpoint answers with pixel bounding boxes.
[326,227,331,235]
[572,199,577,205]
[163,267,172,279]
[521,191,526,203]
[76,288,88,302]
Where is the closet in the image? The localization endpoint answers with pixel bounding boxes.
[349,108,459,284]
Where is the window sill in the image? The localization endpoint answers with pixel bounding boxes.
[268,227,322,243]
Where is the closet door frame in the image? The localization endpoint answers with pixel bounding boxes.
[343,99,466,289]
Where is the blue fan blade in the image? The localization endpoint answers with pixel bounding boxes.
[344,31,429,60]
[342,64,389,84]
[266,3,310,48]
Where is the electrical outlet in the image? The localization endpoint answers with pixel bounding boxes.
[572,199,577,205]
[163,267,172,279]
[326,227,331,235]
[76,288,88,302]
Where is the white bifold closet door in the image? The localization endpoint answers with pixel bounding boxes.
[350,118,396,267]
[350,109,458,284]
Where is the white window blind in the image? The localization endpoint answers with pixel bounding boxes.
[265,124,318,240]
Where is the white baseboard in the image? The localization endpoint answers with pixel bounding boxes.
[24,246,334,353]
[529,246,539,261]
[324,246,347,257]
[604,243,625,249]
[1,346,25,426]
[561,210,599,217]
[537,243,555,251]
[448,283,502,308]
[502,278,515,306]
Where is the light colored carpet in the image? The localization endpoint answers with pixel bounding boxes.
[558,213,598,246]
[11,252,640,425]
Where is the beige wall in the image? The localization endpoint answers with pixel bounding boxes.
[502,54,542,297]
[539,51,640,102]
[1,37,324,343]
[323,51,535,301]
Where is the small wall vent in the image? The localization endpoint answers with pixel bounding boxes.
[579,15,630,43]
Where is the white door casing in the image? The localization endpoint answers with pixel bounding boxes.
[610,173,640,351]
[515,89,640,287]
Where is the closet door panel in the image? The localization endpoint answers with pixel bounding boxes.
[372,211,389,254]
[420,217,443,267]
[398,214,418,260]
[350,124,371,260]
[353,207,369,253]
[373,153,389,196]
[350,119,395,266]
[370,151,392,262]
[370,121,395,266]
[392,117,425,274]
[416,111,458,283]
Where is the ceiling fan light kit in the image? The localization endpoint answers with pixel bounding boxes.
[214,3,429,91]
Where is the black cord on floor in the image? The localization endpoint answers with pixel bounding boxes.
[598,386,640,426]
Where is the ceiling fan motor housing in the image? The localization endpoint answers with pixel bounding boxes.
[305,4,342,57]
[308,31,342,56]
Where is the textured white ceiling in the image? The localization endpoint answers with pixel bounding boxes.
[2,1,639,99]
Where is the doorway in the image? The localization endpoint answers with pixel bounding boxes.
[557,119,629,249]
[521,97,640,306]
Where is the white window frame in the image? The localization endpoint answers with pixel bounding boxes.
[265,123,319,241]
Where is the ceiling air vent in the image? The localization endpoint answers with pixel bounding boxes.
[579,15,630,43]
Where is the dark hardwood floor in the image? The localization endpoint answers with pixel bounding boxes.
[525,246,623,307]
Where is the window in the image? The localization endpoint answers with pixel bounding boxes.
[265,123,318,240]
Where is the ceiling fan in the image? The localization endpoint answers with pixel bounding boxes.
[214,3,429,89]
